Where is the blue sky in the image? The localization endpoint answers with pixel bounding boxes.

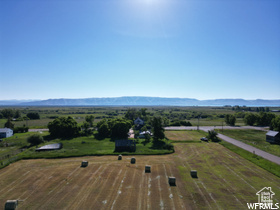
[1,0,279,100]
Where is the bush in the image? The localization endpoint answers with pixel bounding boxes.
[14,126,29,133]
[207,130,219,142]
[27,134,44,146]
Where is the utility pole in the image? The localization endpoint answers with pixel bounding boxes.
[197,113,201,131]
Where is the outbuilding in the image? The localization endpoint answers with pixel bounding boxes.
[0,128,13,138]
[36,143,63,152]
[266,131,280,144]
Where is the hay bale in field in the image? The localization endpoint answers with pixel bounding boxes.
[5,200,18,210]
[190,170,197,178]
[81,161,88,167]
[168,177,176,186]
[145,165,151,173]
[131,157,136,164]
[118,155,122,160]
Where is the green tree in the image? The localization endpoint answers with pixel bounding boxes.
[270,116,280,131]
[151,116,165,141]
[27,112,40,119]
[1,109,14,118]
[48,116,79,138]
[257,112,275,126]
[207,130,219,142]
[244,113,257,126]
[14,110,21,118]
[85,115,95,127]
[225,114,236,126]
[81,121,92,136]
[110,119,132,139]
[98,123,110,138]
[4,118,14,129]
[124,108,138,121]
[27,134,44,146]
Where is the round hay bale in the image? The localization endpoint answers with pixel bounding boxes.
[131,157,136,164]
[5,200,18,210]
[145,165,151,173]
[168,177,176,186]
[81,161,88,167]
[118,155,122,160]
[190,170,197,178]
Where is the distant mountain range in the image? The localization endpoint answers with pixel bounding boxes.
[1,97,280,106]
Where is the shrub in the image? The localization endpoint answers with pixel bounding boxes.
[27,134,44,146]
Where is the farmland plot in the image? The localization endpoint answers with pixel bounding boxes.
[0,143,279,209]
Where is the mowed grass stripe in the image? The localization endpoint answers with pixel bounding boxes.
[97,164,126,210]
[112,163,139,209]
[68,164,110,209]
[56,164,104,209]
[165,161,188,209]
[222,149,280,192]
[187,143,255,207]
[85,163,120,210]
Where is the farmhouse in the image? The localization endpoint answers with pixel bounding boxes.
[134,118,144,126]
[266,131,280,144]
[36,143,63,152]
[0,128,13,138]
[115,140,136,152]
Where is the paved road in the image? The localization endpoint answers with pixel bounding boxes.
[165,126,269,131]
[165,126,280,165]
[29,129,49,132]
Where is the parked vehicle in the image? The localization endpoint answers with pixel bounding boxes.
[200,137,208,142]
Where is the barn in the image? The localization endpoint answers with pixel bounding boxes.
[115,140,136,152]
[266,131,280,144]
[0,128,13,138]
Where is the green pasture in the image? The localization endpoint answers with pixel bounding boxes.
[217,129,280,157]
[0,132,173,168]
[165,130,207,142]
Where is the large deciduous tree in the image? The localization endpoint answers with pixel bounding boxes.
[85,115,95,127]
[48,116,79,138]
[244,113,257,126]
[225,114,236,126]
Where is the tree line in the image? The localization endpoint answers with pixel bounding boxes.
[224,112,280,131]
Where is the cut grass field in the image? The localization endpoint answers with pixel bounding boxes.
[0,142,279,209]
[165,130,207,142]
[217,129,280,157]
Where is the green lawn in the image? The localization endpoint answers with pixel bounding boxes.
[0,132,173,168]
[216,129,280,157]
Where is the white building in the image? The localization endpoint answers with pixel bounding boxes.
[0,128,13,138]
[139,131,152,138]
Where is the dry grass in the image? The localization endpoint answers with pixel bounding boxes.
[0,142,279,209]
